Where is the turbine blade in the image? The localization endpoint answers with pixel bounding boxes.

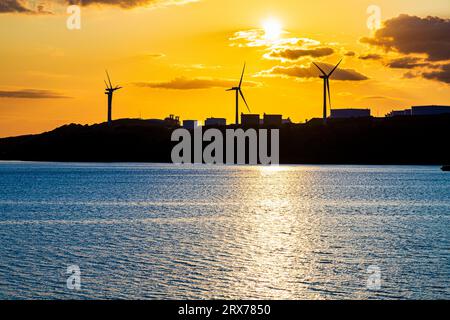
[239,89,251,113]
[106,70,113,89]
[328,59,342,77]
[239,63,246,88]
[312,62,327,76]
[226,88,234,91]
[104,80,109,89]
[327,78,332,109]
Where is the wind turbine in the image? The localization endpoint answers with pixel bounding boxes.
[226,63,251,125]
[312,59,342,124]
[104,70,123,125]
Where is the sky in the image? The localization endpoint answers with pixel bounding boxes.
[0,0,449,137]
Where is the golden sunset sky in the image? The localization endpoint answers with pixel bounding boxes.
[0,0,449,137]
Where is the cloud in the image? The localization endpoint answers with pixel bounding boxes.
[131,52,165,61]
[385,57,429,69]
[134,77,260,90]
[360,95,403,102]
[141,53,165,58]
[173,64,222,71]
[257,63,368,81]
[403,71,418,79]
[422,63,450,84]
[345,51,356,57]
[359,53,382,60]
[0,0,198,13]
[360,14,450,62]
[400,65,449,84]
[268,47,334,60]
[359,14,450,84]
[69,0,199,8]
[0,0,32,13]
[0,89,70,99]
[229,29,319,48]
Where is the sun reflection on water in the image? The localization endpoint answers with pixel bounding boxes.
[218,166,326,299]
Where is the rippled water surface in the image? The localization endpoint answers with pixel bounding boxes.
[0,162,449,299]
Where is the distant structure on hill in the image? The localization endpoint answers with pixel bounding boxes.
[104,71,123,125]
[164,115,180,127]
[282,118,292,125]
[386,109,412,117]
[330,108,371,119]
[240,113,291,126]
[386,105,450,117]
[312,59,343,124]
[183,120,199,130]
[226,63,251,125]
[205,118,227,127]
[119,115,180,127]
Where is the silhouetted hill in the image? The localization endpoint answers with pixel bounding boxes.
[0,116,449,164]
[0,119,173,162]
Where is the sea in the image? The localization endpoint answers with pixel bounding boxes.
[0,162,448,299]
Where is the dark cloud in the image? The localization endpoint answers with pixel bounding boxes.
[385,57,429,69]
[261,63,368,81]
[361,95,403,102]
[359,53,382,60]
[0,0,32,13]
[134,77,259,90]
[0,89,70,99]
[403,71,418,79]
[360,14,450,61]
[0,0,196,13]
[269,47,334,60]
[362,96,389,100]
[144,53,165,58]
[345,51,356,57]
[422,63,450,84]
[71,0,198,8]
[68,0,162,8]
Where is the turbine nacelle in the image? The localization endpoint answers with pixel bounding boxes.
[104,70,123,93]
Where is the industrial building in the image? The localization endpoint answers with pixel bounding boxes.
[241,114,260,126]
[183,120,199,130]
[386,105,450,117]
[164,114,180,127]
[263,114,283,126]
[411,105,450,116]
[237,113,292,126]
[386,109,412,117]
[330,109,371,119]
[205,117,226,126]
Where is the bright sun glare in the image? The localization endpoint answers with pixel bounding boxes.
[262,18,282,41]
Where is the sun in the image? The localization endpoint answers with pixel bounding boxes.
[262,18,282,41]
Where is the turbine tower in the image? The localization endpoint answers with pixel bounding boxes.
[104,70,123,125]
[313,60,342,124]
[226,63,251,125]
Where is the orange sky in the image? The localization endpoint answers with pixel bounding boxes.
[0,0,449,137]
